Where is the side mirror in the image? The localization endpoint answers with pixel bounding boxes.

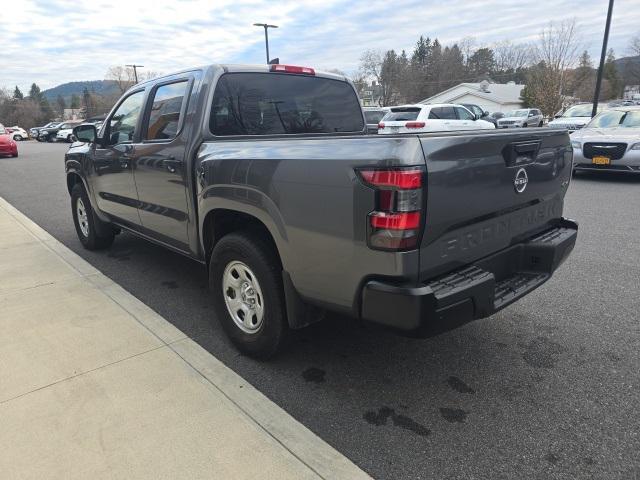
[73,124,97,143]
[554,114,562,119]
[483,111,489,117]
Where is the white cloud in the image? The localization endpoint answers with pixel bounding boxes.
[2,0,639,92]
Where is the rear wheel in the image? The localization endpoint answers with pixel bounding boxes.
[523,123,528,128]
[71,183,114,250]
[210,232,288,359]
[14,135,23,141]
[12,152,18,158]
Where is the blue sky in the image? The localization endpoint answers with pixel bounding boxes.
[2,0,639,92]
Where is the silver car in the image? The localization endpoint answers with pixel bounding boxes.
[497,108,543,128]
[571,107,640,174]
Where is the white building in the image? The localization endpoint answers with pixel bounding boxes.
[420,81,526,113]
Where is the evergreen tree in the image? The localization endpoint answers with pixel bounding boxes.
[13,86,24,100]
[602,49,622,99]
[70,94,81,108]
[56,95,66,116]
[29,83,42,101]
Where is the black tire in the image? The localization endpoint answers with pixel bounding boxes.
[67,135,73,143]
[70,183,114,250]
[523,123,528,128]
[14,135,23,141]
[46,135,52,142]
[538,121,544,127]
[12,152,18,158]
[209,232,288,359]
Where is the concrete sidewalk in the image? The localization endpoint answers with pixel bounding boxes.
[0,197,369,480]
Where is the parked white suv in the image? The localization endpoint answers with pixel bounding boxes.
[497,109,544,128]
[548,103,605,131]
[378,104,495,134]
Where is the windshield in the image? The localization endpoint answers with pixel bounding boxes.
[586,110,640,128]
[562,104,593,118]
[382,108,420,122]
[364,111,386,124]
[506,110,528,117]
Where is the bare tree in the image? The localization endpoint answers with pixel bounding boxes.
[106,66,136,94]
[526,19,582,116]
[625,34,640,83]
[106,66,161,94]
[493,40,531,72]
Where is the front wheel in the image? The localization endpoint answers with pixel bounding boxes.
[209,232,288,359]
[67,135,73,143]
[14,135,23,141]
[71,183,114,250]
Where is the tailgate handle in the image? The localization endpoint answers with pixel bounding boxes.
[503,140,541,167]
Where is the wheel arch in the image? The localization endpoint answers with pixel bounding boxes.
[202,208,283,268]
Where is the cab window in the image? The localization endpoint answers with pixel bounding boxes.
[107,90,145,145]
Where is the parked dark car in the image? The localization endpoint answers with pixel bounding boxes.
[461,103,496,126]
[65,63,577,358]
[38,121,81,142]
[363,107,389,134]
[31,122,60,140]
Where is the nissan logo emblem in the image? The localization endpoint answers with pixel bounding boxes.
[514,168,528,193]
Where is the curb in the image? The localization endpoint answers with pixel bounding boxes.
[0,196,371,480]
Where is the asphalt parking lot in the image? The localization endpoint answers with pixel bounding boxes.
[1,140,639,480]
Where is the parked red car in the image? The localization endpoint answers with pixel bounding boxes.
[0,128,19,157]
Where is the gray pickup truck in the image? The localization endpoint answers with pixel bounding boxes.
[65,64,577,358]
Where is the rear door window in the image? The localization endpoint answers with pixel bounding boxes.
[210,73,364,135]
[146,81,188,140]
[428,107,456,119]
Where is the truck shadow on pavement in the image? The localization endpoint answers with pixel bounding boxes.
[96,230,615,479]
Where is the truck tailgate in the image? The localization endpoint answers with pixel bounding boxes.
[418,129,572,280]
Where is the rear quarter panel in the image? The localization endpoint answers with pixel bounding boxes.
[196,136,426,313]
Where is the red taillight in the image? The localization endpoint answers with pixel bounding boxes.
[358,167,425,251]
[370,212,420,230]
[270,64,315,75]
[405,122,425,129]
[360,169,422,189]
[378,122,385,129]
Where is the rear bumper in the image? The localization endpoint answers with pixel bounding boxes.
[361,219,578,334]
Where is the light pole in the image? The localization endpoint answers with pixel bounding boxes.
[591,0,614,117]
[253,23,278,63]
[125,64,144,83]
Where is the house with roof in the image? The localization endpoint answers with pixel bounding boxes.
[419,80,526,113]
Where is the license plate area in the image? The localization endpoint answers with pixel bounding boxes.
[592,156,610,165]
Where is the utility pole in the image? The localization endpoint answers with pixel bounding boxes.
[253,23,278,63]
[125,64,144,83]
[591,0,614,117]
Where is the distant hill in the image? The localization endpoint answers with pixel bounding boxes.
[614,55,640,80]
[42,80,120,103]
